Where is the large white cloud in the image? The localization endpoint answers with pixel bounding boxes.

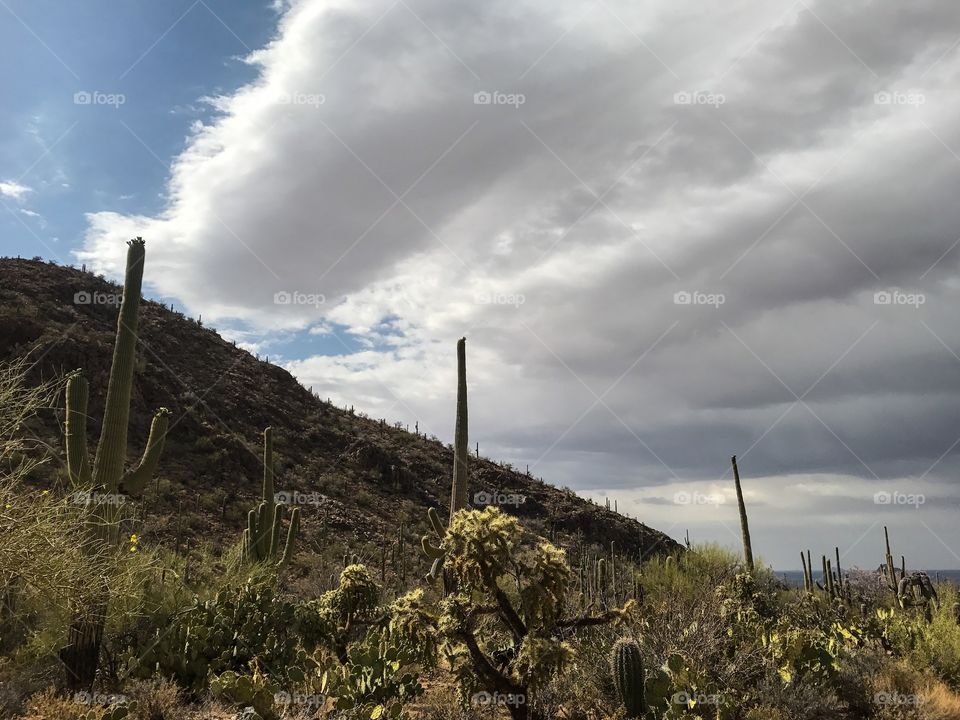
[78,0,960,567]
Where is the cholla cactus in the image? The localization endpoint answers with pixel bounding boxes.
[297,564,381,662]
[611,637,646,718]
[396,507,633,720]
[241,427,300,569]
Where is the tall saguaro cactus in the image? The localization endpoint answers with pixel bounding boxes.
[731,455,754,571]
[883,526,899,592]
[241,427,300,568]
[60,238,171,689]
[450,336,469,520]
[421,337,470,589]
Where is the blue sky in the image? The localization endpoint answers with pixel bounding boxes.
[0,0,272,260]
[4,0,960,569]
[0,0,365,358]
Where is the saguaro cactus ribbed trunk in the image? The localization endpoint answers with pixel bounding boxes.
[731,455,754,571]
[449,337,468,522]
[60,238,171,689]
[421,338,470,591]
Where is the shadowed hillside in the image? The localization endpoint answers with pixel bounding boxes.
[0,257,681,578]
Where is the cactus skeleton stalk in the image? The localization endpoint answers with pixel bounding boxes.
[731,455,754,571]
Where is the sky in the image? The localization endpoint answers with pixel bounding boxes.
[3,0,960,570]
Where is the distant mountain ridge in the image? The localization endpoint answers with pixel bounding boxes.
[0,256,682,572]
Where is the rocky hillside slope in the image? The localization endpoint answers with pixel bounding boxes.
[0,257,681,581]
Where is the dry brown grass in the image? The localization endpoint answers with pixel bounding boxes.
[19,687,95,720]
[872,660,960,720]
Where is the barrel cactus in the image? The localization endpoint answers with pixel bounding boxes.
[611,637,646,718]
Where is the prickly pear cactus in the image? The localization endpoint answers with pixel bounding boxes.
[131,582,299,689]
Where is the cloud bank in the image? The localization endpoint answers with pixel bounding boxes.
[78,0,960,567]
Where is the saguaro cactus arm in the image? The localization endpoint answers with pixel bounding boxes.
[120,408,171,494]
[421,506,449,580]
[262,426,275,504]
[278,507,300,568]
[65,371,92,486]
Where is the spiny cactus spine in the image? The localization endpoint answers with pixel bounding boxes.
[240,427,300,568]
[611,637,646,718]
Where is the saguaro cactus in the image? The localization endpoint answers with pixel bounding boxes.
[241,427,300,568]
[883,526,899,592]
[450,337,469,519]
[421,338,469,587]
[60,238,171,689]
[611,637,646,718]
[731,455,754,571]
